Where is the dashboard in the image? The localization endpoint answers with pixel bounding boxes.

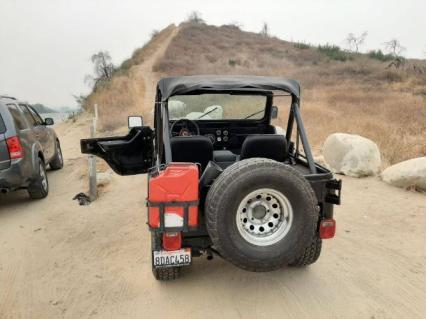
[204,129,230,145]
[170,119,275,151]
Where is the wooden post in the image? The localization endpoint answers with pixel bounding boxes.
[88,104,98,201]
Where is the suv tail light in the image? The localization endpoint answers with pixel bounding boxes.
[6,136,24,159]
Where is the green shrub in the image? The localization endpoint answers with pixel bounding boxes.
[228,58,239,67]
[294,42,310,50]
[367,50,394,62]
[317,44,351,62]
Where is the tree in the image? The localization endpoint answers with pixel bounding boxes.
[187,11,204,24]
[73,94,87,108]
[85,51,115,89]
[384,39,405,57]
[345,31,368,53]
[383,39,406,69]
[260,22,269,37]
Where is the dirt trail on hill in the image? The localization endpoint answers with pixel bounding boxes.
[136,25,179,123]
[1,32,426,319]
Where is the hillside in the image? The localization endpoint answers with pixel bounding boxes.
[84,22,426,165]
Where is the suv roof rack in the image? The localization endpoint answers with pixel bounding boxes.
[0,95,17,100]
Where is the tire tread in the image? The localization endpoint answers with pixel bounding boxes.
[206,158,319,272]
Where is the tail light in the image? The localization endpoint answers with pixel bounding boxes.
[6,136,24,159]
[319,219,336,239]
[162,232,182,251]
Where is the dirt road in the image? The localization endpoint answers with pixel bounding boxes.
[0,115,425,319]
[1,28,426,319]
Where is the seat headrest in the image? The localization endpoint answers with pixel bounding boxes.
[240,134,287,162]
[170,136,214,171]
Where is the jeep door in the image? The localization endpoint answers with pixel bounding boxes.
[81,126,154,175]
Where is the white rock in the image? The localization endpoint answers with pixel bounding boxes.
[186,112,211,120]
[314,154,328,167]
[168,100,187,118]
[323,133,381,177]
[274,125,286,135]
[381,157,426,190]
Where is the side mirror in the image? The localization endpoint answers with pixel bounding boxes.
[44,118,54,125]
[128,116,143,128]
[271,106,278,119]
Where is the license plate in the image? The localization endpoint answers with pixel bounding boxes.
[153,248,191,268]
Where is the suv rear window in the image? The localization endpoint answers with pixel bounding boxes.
[0,113,5,133]
[7,104,27,131]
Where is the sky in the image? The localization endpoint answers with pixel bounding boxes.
[0,0,425,108]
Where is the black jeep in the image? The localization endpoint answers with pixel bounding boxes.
[81,76,341,280]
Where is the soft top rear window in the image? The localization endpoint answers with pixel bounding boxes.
[168,93,267,120]
[0,113,6,133]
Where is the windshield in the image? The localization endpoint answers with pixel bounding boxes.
[168,93,267,120]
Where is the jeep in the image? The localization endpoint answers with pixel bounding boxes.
[81,75,342,280]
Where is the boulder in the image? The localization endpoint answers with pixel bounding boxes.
[186,112,211,120]
[168,100,187,118]
[274,125,286,136]
[323,133,381,177]
[381,157,426,190]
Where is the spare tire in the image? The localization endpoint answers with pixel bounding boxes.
[205,158,318,271]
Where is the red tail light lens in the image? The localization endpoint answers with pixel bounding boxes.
[162,232,182,251]
[6,136,24,159]
[319,218,336,239]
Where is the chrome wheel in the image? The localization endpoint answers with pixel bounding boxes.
[236,188,293,246]
[40,163,48,191]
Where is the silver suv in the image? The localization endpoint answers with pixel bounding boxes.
[0,95,63,199]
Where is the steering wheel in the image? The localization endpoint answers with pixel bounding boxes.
[170,119,200,137]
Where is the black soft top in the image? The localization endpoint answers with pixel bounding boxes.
[157,75,300,101]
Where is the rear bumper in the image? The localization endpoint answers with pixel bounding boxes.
[0,160,28,190]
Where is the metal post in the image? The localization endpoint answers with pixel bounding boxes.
[88,104,98,201]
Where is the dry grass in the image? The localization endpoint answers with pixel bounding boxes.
[154,23,426,165]
[84,25,176,130]
[86,22,426,165]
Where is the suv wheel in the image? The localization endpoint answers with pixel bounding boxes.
[205,158,319,271]
[28,158,49,199]
[49,140,64,170]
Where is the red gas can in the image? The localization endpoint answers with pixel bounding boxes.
[148,163,199,229]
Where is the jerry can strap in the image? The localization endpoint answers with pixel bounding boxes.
[147,200,199,232]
